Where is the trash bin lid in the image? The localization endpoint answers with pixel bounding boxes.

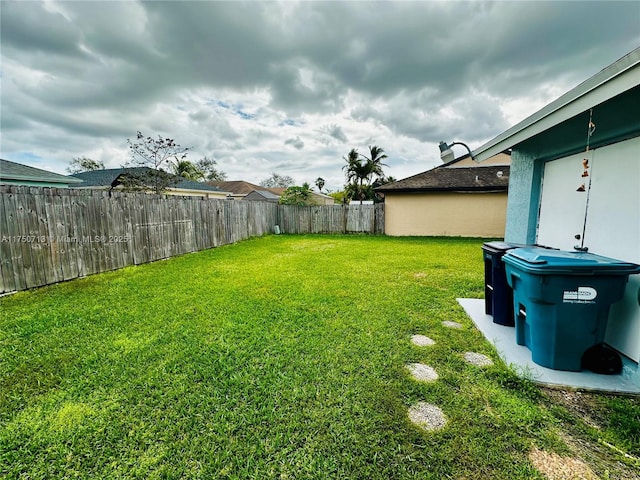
[502,247,640,275]
[482,241,524,254]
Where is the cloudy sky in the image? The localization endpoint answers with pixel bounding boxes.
[2,1,639,191]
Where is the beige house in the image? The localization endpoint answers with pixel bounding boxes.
[309,191,336,205]
[376,152,510,237]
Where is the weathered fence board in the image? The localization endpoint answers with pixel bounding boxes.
[0,186,383,294]
[0,190,15,292]
[277,204,384,235]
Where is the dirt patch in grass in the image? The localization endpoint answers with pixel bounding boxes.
[551,430,640,480]
[543,388,605,429]
[529,446,598,480]
[542,387,640,480]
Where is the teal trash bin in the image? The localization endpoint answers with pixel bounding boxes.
[502,247,640,371]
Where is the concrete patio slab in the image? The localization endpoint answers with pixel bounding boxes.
[457,298,640,394]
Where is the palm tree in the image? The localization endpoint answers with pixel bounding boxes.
[342,148,367,204]
[315,177,326,192]
[360,145,388,184]
[342,146,389,204]
[171,160,204,181]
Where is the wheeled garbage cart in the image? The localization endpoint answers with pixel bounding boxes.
[482,242,521,326]
[502,247,640,371]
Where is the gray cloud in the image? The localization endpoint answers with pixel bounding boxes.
[285,136,305,150]
[1,2,83,57]
[326,124,348,143]
[2,1,639,191]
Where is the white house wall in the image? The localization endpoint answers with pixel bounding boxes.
[537,136,640,361]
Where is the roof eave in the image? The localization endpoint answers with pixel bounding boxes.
[377,186,508,193]
[473,47,640,162]
[1,174,83,184]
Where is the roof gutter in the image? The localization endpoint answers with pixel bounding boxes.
[472,47,640,162]
[1,173,83,183]
[376,186,508,194]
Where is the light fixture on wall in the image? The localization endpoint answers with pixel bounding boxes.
[438,141,476,163]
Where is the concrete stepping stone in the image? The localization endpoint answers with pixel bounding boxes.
[442,321,463,329]
[411,334,435,347]
[408,402,447,431]
[464,352,494,367]
[406,363,438,382]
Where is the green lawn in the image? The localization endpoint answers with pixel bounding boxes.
[1,235,638,479]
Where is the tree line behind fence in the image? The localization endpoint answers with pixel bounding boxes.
[0,186,384,294]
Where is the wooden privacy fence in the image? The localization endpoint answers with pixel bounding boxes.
[278,204,384,235]
[0,186,384,294]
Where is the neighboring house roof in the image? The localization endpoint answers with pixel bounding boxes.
[473,47,640,161]
[0,158,83,186]
[376,152,510,193]
[267,187,287,196]
[71,168,224,192]
[208,181,333,203]
[310,191,334,201]
[209,180,268,196]
[243,189,281,202]
[376,165,510,193]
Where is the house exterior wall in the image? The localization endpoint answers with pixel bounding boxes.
[165,188,228,199]
[475,50,640,365]
[534,136,640,361]
[72,186,228,198]
[310,193,335,205]
[505,132,640,362]
[504,151,543,244]
[384,191,508,237]
[448,152,511,168]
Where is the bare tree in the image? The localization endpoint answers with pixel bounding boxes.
[197,157,227,182]
[260,172,294,188]
[124,131,190,194]
[66,156,105,174]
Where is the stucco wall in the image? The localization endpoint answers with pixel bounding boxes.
[448,152,511,168]
[162,188,228,199]
[503,151,543,244]
[310,193,336,205]
[384,191,508,237]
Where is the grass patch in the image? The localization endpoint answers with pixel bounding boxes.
[1,235,638,479]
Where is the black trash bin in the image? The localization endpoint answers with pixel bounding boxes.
[482,241,521,326]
